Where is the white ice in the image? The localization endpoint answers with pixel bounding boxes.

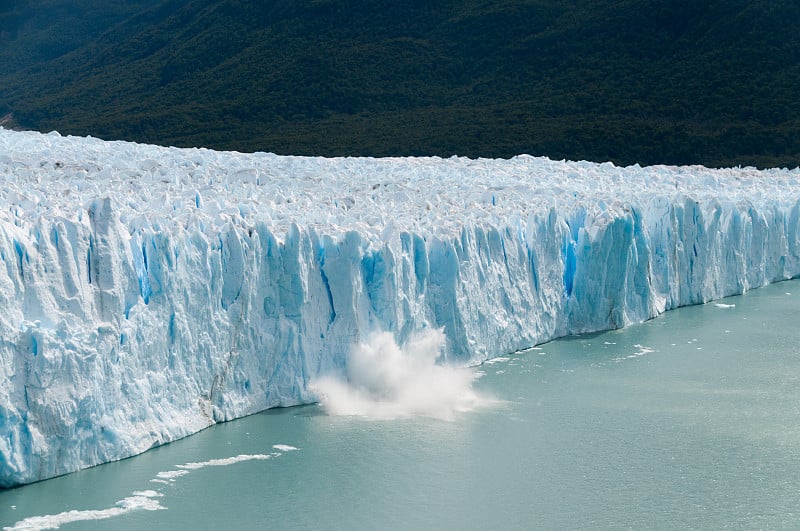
[175,454,272,470]
[310,328,493,419]
[2,127,800,486]
[272,444,299,452]
[3,491,165,531]
[5,446,298,530]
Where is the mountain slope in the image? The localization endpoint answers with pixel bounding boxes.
[1,0,799,167]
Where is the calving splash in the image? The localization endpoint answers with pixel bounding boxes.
[3,445,298,531]
[3,127,800,486]
[311,329,495,419]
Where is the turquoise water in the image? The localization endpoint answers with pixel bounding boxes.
[3,280,800,529]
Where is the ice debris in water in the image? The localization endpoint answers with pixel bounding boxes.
[2,128,800,486]
[310,329,495,419]
[4,491,165,531]
[6,447,299,530]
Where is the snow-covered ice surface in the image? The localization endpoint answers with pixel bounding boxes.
[2,127,800,487]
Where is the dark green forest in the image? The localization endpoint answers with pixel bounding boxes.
[1,0,799,168]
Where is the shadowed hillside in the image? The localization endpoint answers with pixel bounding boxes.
[1,0,799,167]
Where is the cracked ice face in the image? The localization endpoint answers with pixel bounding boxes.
[2,127,800,487]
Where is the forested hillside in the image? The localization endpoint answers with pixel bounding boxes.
[1,0,799,167]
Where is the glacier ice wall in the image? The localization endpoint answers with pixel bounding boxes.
[1,128,800,487]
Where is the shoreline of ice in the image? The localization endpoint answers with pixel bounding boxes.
[2,127,800,487]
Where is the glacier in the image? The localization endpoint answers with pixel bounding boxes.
[1,127,800,487]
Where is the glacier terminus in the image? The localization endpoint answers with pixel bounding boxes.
[1,128,800,487]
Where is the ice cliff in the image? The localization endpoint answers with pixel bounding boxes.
[1,128,800,487]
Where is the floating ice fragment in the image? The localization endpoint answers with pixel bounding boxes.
[150,470,189,483]
[4,491,164,531]
[175,454,271,470]
[272,445,299,452]
[611,344,655,363]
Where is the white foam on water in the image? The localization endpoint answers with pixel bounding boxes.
[6,449,298,530]
[175,454,272,470]
[310,329,498,420]
[3,491,164,531]
[612,344,655,363]
[272,445,299,452]
[150,470,190,484]
[715,303,736,309]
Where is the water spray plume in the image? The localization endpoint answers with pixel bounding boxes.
[310,329,497,420]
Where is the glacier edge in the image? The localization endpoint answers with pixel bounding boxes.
[1,128,800,487]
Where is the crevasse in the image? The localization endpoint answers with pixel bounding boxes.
[1,128,799,487]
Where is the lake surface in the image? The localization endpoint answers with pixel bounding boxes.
[3,280,800,530]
